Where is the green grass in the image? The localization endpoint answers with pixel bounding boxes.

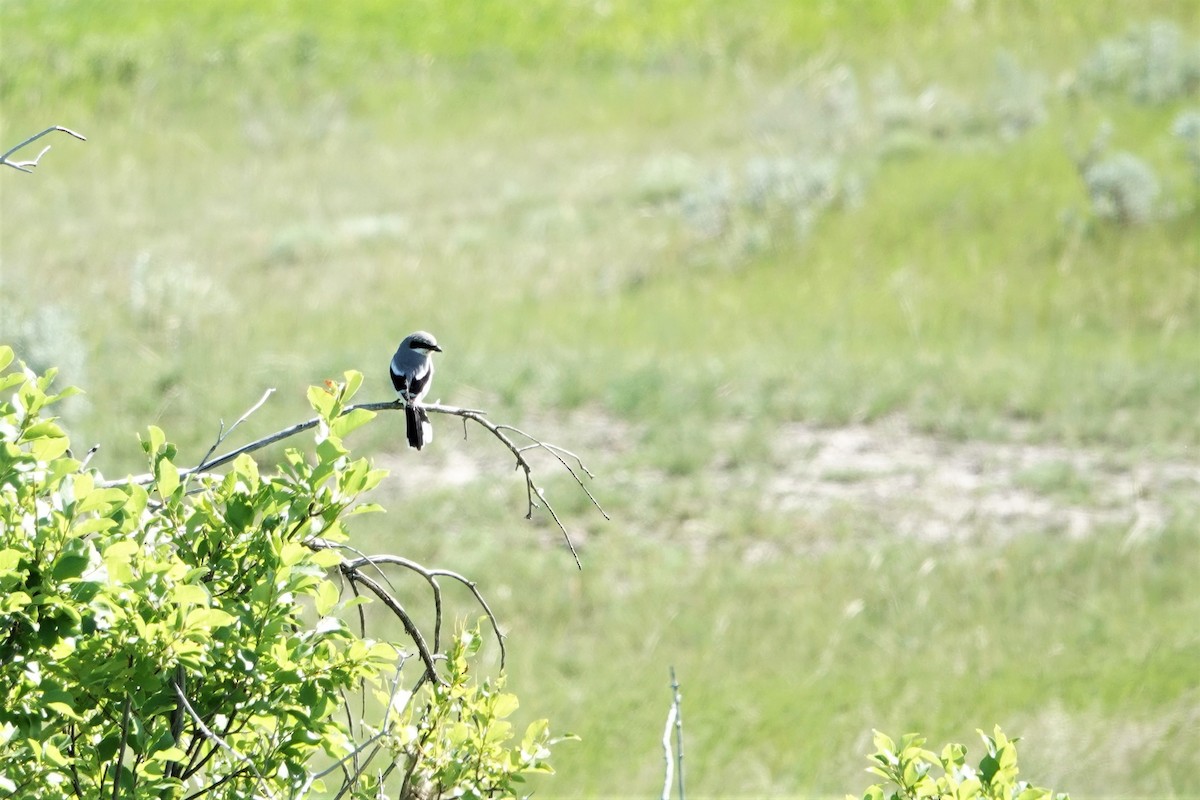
[3,1,1199,796]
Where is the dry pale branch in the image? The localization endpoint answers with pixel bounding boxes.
[171,680,275,800]
[661,667,686,800]
[301,657,413,798]
[1,126,86,173]
[660,702,677,800]
[102,398,605,570]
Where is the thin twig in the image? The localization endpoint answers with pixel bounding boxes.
[197,388,275,472]
[171,680,275,800]
[455,414,596,569]
[343,553,507,669]
[671,666,686,800]
[306,655,413,799]
[326,648,411,800]
[1,126,86,173]
[111,695,131,800]
[341,565,445,686]
[101,399,603,570]
[79,444,100,471]
[660,702,677,800]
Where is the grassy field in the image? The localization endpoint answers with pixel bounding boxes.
[2,1,1199,796]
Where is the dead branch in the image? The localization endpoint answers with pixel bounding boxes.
[1,126,86,173]
[101,399,605,570]
[661,667,686,800]
[171,680,274,800]
[342,553,507,669]
[340,566,445,686]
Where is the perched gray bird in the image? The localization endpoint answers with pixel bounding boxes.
[389,331,442,450]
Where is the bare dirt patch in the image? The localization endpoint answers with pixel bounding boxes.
[765,417,1200,543]
[376,408,1199,548]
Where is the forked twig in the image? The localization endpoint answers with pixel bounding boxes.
[102,399,605,570]
[1,126,86,173]
[343,553,507,669]
[340,566,445,686]
[197,388,275,471]
[171,680,275,800]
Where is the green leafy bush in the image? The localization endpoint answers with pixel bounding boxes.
[849,727,1069,800]
[0,344,568,799]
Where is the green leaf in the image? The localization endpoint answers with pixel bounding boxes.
[492,692,520,719]
[330,407,374,439]
[942,741,967,766]
[314,579,339,616]
[144,425,166,455]
[46,701,82,722]
[979,754,1000,783]
[0,345,12,371]
[280,541,307,567]
[20,419,65,441]
[150,746,188,763]
[343,370,364,399]
[40,741,68,767]
[307,384,336,419]
[103,540,140,562]
[52,551,91,581]
[30,435,70,462]
[156,456,180,499]
[173,584,210,606]
[184,608,236,630]
[309,549,343,568]
[76,486,129,515]
[0,370,24,391]
[0,548,21,572]
[69,517,118,537]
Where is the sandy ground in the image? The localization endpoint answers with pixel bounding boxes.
[379,410,1200,549]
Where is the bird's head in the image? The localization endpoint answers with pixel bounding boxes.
[404,331,442,353]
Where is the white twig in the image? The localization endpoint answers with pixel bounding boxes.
[661,702,678,800]
[1,126,86,172]
[197,388,275,471]
[300,655,412,796]
[172,680,276,799]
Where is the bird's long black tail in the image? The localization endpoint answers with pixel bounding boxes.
[405,405,431,450]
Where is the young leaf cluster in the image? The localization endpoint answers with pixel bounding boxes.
[850,726,1069,800]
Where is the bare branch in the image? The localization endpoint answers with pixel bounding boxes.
[671,667,686,800]
[340,564,445,686]
[171,680,275,800]
[1,126,86,173]
[449,412,601,569]
[197,388,275,471]
[101,399,604,570]
[302,656,412,798]
[660,702,677,800]
[343,553,507,670]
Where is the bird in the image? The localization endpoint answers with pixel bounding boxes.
[389,331,442,450]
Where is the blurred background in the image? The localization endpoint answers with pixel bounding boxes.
[2,1,1198,796]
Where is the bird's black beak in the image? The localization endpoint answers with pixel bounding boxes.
[431,344,443,352]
